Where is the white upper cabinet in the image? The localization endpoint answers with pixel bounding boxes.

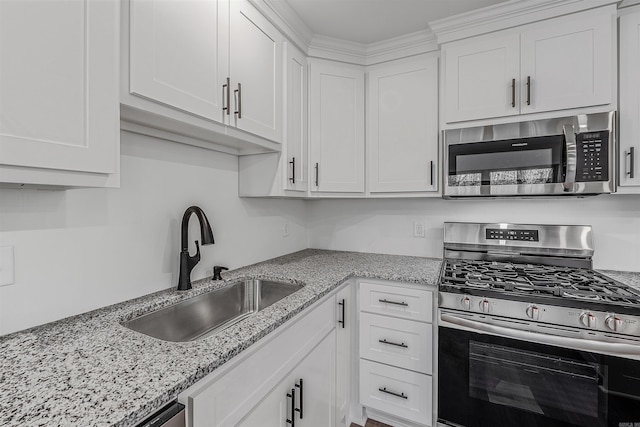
[229,0,283,143]
[619,7,640,189]
[284,43,308,192]
[519,8,613,115]
[442,5,615,124]
[368,55,439,193]
[309,60,365,193]
[129,0,228,123]
[125,0,283,149]
[443,33,520,123]
[0,0,119,187]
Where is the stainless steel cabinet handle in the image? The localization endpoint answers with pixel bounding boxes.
[338,299,345,328]
[314,163,319,187]
[222,77,230,115]
[511,78,516,108]
[378,387,408,399]
[234,83,242,118]
[526,76,531,106]
[286,388,295,426]
[379,338,408,348]
[378,298,408,307]
[289,157,296,184]
[627,147,636,179]
[295,379,303,419]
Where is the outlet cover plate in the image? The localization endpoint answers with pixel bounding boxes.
[0,245,15,286]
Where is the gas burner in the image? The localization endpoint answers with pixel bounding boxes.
[562,291,602,301]
[464,281,492,289]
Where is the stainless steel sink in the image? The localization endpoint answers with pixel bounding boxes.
[122,279,303,342]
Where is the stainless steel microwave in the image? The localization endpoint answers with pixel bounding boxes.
[443,111,616,198]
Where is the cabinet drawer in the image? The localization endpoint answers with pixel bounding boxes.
[359,359,432,426]
[360,282,432,322]
[359,312,432,374]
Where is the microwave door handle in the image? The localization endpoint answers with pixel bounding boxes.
[563,124,577,192]
[440,313,640,358]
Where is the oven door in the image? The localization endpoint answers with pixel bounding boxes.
[438,313,640,427]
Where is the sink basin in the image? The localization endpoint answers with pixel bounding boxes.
[122,279,303,342]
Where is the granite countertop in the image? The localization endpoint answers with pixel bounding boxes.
[0,249,443,427]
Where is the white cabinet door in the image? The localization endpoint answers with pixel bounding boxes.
[368,55,439,193]
[0,0,118,182]
[619,8,640,188]
[238,329,336,427]
[443,32,520,123]
[335,284,352,426]
[309,60,365,193]
[229,0,283,143]
[284,43,308,192]
[520,7,613,115]
[129,0,228,123]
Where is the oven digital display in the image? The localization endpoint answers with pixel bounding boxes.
[486,229,539,241]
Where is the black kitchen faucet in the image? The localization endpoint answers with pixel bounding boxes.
[177,206,214,291]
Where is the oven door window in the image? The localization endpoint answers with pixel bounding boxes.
[438,327,629,427]
[447,135,565,187]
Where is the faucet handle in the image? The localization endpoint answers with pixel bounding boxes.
[213,265,229,281]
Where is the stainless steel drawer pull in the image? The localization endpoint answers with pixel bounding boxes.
[234,83,242,118]
[378,387,408,399]
[378,298,408,307]
[286,387,295,426]
[222,77,230,115]
[289,157,296,184]
[295,379,303,419]
[379,338,408,348]
[627,147,635,179]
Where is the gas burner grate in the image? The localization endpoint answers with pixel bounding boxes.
[441,259,640,307]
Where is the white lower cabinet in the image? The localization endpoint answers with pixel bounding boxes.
[358,281,435,427]
[182,282,352,427]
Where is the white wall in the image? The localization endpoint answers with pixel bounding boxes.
[0,132,308,335]
[308,196,640,272]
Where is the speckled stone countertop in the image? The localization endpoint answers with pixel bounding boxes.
[0,249,443,427]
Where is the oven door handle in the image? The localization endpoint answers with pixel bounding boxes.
[562,124,577,193]
[440,313,640,358]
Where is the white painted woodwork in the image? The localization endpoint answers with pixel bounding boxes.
[129,0,228,123]
[335,284,353,426]
[519,7,613,114]
[238,330,336,427]
[309,60,365,193]
[443,32,520,123]
[367,55,439,192]
[359,282,433,322]
[229,0,283,142]
[188,295,334,426]
[285,43,308,192]
[359,312,432,375]
[359,359,433,426]
[442,5,615,124]
[619,7,640,188]
[0,0,119,185]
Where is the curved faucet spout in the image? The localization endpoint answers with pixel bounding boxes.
[178,206,215,291]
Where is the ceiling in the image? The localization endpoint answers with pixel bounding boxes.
[284,0,510,45]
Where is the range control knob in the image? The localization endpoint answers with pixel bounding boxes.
[605,314,626,332]
[579,312,598,329]
[525,305,540,320]
[479,299,491,313]
[461,296,472,311]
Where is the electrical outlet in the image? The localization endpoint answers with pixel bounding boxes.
[0,245,15,286]
[283,220,289,237]
[413,221,425,238]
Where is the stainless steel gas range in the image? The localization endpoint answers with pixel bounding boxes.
[437,222,640,427]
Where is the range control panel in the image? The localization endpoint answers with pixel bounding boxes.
[576,131,609,182]
[485,229,539,241]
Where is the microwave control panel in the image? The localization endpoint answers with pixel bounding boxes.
[576,131,608,182]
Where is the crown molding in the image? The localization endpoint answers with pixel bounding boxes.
[250,0,313,53]
[429,0,619,44]
[308,30,438,66]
